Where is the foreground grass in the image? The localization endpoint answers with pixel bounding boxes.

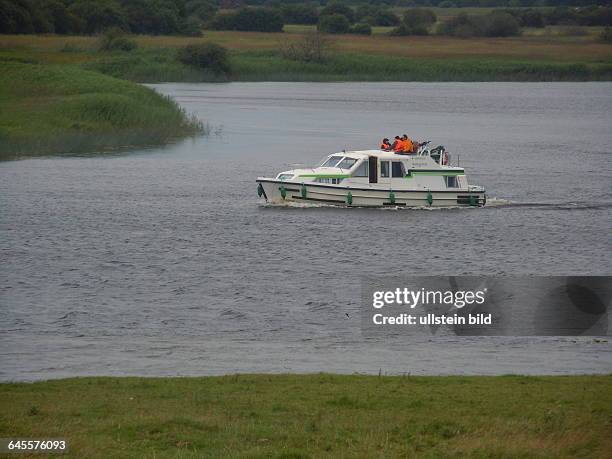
[1,374,611,458]
[0,61,204,158]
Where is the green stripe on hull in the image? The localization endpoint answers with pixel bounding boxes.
[406,171,465,178]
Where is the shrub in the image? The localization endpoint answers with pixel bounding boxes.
[318,14,350,34]
[438,1,456,8]
[97,27,136,52]
[279,32,335,63]
[349,23,372,35]
[320,3,354,24]
[601,26,612,43]
[438,11,520,38]
[404,9,437,28]
[482,11,520,37]
[437,13,480,37]
[521,9,545,28]
[177,43,230,75]
[375,10,400,27]
[391,8,436,36]
[208,8,283,32]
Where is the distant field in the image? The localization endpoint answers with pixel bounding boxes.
[1,374,611,458]
[2,30,611,63]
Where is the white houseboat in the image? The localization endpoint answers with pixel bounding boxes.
[256,143,486,207]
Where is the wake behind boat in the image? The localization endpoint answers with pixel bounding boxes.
[256,142,486,207]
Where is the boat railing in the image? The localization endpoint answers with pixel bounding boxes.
[417,141,454,167]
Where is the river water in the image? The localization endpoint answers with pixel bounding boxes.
[1,82,611,380]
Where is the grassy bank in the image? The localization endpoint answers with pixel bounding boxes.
[1,374,611,458]
[0,61,204,159]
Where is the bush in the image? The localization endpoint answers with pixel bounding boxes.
[177,43,230,75]
[482,11,520,37]
[279,32,335,63]
[391,8,436,36]
[438,11,520,38]
[404,9,437,27]
[349,23,372,35]
[97,27,136,52]
[318,14,350,34]
[320,3,354,24]
[520,9,545,28]
[601,27,612,43]
[437,13,480,37]
[375,10,400,27]
[208,8,283,32]
[438,1,456,8]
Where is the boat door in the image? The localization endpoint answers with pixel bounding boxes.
[368,156,378,184]
[378,159,391,186]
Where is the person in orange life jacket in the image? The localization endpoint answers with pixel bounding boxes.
[402,134,415,153]
[392,136,404,153]
[380,138,391,150]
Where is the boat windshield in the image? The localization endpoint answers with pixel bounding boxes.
[337,158,357,169]
[320,155,344,167]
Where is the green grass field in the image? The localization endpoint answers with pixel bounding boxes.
[0,61,204,158]
[1,374,610,458]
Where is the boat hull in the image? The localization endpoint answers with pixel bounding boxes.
[256,179,485,207]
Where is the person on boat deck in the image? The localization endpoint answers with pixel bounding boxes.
[402,134,415,153]
[380,138,391,150]
[392,136,404,153]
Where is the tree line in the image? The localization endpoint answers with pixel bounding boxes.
[1,0,610,36]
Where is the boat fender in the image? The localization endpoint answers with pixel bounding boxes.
[442,152,449,165]
[389,191,395,205]
[280,185,287,200]
[301,184,307,199]
[346,191,353,206]
[426,190,433,206]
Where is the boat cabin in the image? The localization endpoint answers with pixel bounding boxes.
[276,149,466,190]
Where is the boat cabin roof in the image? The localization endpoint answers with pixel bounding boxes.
[329,150,415,160]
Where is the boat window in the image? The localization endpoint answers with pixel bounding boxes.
[392,161,405,178]
[445,176,459,188]
[315,177,344,184]
[380,161,390,178]
[337,158,357,170]
[321,155,343,167]
[277,174,294,181]
[353,160,368,177]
